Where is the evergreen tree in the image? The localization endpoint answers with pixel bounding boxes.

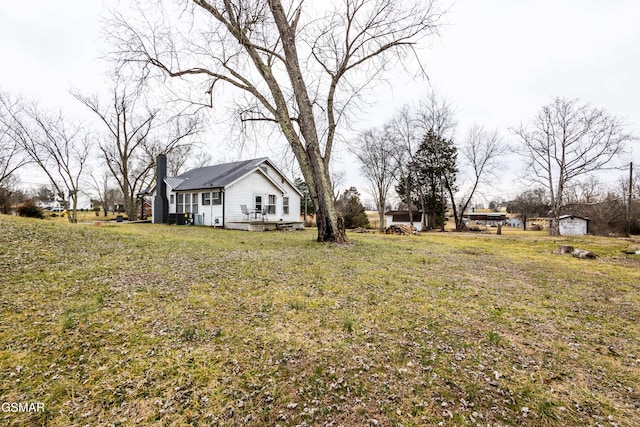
[413,129,458,229]
[394,173,420,212]
[336,187,369,229]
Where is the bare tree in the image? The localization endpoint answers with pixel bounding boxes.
[564,175,603,205]
[108,0,442,242]
[389,105,420,226]
[454,125,504,231]
[330,170,347,204]
[355,126,398,232]
[415,91,457,140]
[0,176,19,214]
[506,188,549,231]
[167,148,214,176]
[1,95,90,223]
[513,97,631,235]
[0,93,31,188]
[188,150,214,170]
[73,86,202,221]
[87,170,119,216]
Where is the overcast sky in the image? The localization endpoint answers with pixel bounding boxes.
[1,0,638,204]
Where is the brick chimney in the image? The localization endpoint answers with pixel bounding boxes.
[153,154,169,223]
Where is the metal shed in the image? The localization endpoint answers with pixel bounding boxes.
[558,215,589,235]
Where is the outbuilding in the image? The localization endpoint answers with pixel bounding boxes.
[384,210,425,231]
[558,215,589,236]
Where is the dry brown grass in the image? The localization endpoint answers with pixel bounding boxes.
[1,215,638,426]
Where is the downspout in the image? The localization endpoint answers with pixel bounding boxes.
[221,189,225,228]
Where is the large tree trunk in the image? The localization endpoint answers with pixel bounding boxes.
[377,193,386,233]
[549,182,563,236]
[293,145,345,243]
[416,185,428,230]
[308,155,345,243]
[122,184,137,221]
[444,177,459,231]
[68,195,78,224]
[401,175,414,225]
[269,1,346,243]
[550,209,561,236]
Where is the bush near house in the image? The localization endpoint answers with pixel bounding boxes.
[15,199,45,219]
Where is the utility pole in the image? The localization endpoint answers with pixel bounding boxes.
[628,162,633,237]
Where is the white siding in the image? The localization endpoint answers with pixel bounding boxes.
[168,192,175,214]
[277,176,301,222]
[224,169,301,225]
[559,217,588,235]
[199,191,224,226]
[225,172,283,222]
[385,215,424,231]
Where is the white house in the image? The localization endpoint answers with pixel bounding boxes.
[152,155,303,230]
[37,191,93,211]
[558,215,589,236]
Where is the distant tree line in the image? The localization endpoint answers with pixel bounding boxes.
[508,175,640,236]
[353,95,633,235]
[0,83,204,222]
[354,92,505,232]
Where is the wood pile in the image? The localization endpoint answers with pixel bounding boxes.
[554,244,598,259]
[386,224,417,235]
[553,245,574,254]
[572,248,597,259]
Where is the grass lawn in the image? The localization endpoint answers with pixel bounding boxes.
[1,215,639,426]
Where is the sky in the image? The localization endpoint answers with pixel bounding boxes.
[1,0,638,206]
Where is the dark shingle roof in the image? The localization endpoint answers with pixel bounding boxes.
[168,158,269,191]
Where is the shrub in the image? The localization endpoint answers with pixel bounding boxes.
[336,187,369,229]
[16,200,45,219]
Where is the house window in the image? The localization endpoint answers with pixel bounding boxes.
[170,194,174,204]
[255,195,262,213]
[267,194,276,214]
[177,193,199,213]
[283,197,289,215]
[212,191,221,205]
[177,194,184,213]
[202,192,211,206]
[191,193,198,214]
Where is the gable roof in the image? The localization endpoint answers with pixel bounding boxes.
[385,210,423,222]
[167,158,301,196]
[559,214,590,221]
[167,158,267,191]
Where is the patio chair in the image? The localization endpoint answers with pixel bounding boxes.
[241,204,251,220]
[261,207,268,221]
